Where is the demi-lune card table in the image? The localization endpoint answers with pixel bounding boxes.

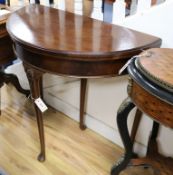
[7,4,161,161]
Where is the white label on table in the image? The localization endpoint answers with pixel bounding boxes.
[34,98,48,113]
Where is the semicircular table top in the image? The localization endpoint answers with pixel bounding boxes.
[7,4,161,77]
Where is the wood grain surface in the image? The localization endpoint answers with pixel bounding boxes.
[0,84,154,175]
[7,5,161,60]
[138,48,173,90]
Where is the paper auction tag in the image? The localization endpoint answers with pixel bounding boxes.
[34,98,48,113]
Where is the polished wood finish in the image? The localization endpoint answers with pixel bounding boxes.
[139,48,173,89]
[7,4,161,161]
[7,5,161,77]
[23,63,45,161]
[8,2,162,130]
[7,4,161,130]
[131,81,173,128]
[0,85,156,175]
[129,81,173,175]
[0,85,123,175]
[112,48,173,175]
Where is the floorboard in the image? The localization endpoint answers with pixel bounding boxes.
[0,84,121,175]
[0,84,153,175]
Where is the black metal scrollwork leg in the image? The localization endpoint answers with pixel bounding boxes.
[111,97,135,175]
[0,68,30,97]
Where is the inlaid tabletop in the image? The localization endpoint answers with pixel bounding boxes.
[137,48,173,91]
[7,4,161,61]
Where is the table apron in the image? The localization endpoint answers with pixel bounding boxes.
[14,43,127,78]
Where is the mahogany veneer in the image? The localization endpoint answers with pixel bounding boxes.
[7,4,161,162]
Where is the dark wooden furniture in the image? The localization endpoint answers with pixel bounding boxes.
[0,5,29,114]
[111,48,173,175]
[7,4,161,162]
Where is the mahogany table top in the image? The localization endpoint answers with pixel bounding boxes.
[7,4,161,77]
[7,5,161,60]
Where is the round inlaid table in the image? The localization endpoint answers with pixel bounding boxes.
[111,48,173,175]
[6,4,161,162]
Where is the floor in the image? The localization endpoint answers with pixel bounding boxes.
[0,84,155,175]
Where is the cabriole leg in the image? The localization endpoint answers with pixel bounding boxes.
[23,63,45,162]
[111,97,135,175]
